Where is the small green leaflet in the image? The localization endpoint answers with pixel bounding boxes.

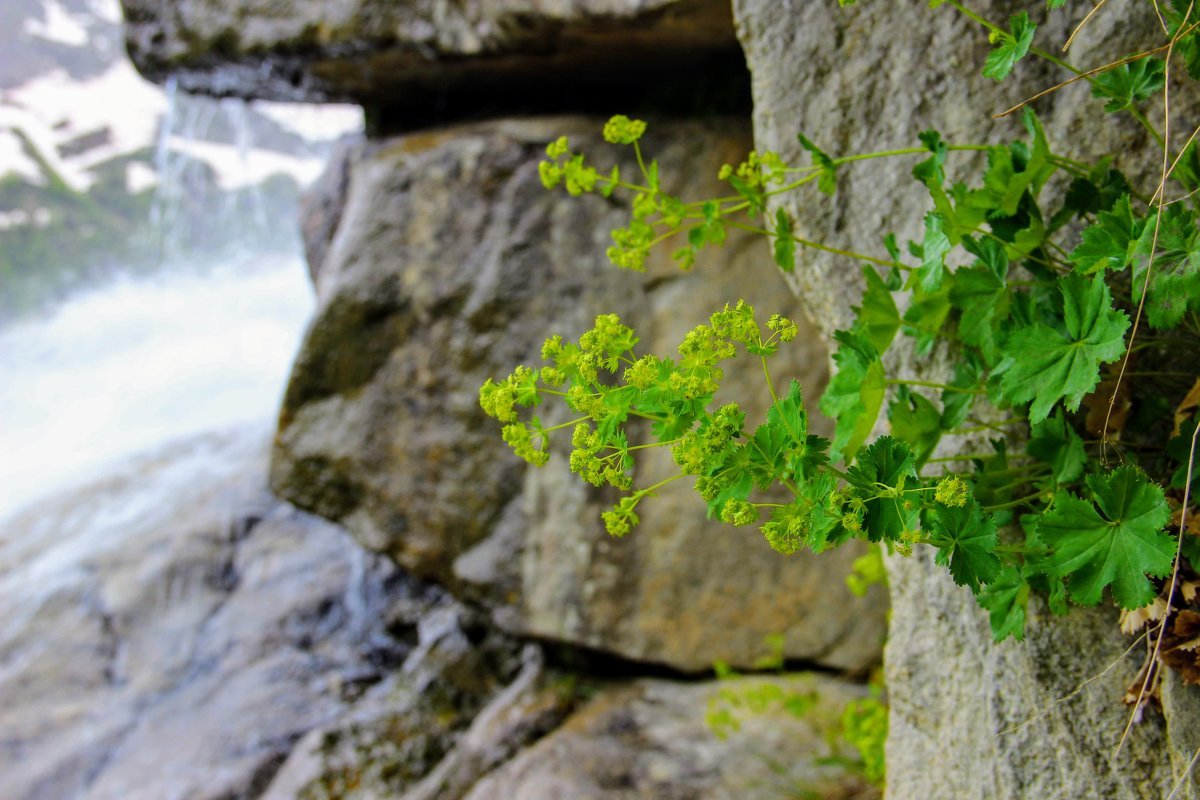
[925,499,1001,592]
[888,387,942,469]
[773,209,796,273]
[1055,166,1130,226]
[901,283,951,355]
[1069,194,1141,274]
[1131,204,1200,328]
[1047,0,1065,8]
[1027,408,1087,484]
[941,354,983,430]
[766,379,831,479]
[964,111,1055,218]
[977,565,1030,641]
[798,133,838,195]
[916,213,953,293]
[761,471,845,554]
[949,236,1010,364]
[1036,467,1174,609]
[854,266,902,353]
[983,12,1036,81]
[911,130,948,185]
[999,272,1129,423]
[1091,58,1166,113]
[844,437,920,542]
[820,330,887,462]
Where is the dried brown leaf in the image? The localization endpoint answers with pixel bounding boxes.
[1174,378,1200,437]
[1121,598,1168,635]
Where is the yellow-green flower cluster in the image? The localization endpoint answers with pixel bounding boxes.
[602,494,642,537]
[716,149,788,187]
[767,313,800,343]
[568,423,633,490]
[710,301,761,345]
[479,364,538,423]
[602,115,647,145]
[671,403,744,475]
[935,475,970,507]
[502,422,549,466]
[720,498,759,527]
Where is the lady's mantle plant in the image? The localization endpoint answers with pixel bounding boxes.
[479,0,1200,651]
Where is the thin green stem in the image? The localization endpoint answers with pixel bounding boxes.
[540,416,591,434]
[887,379,984,394]
[762,356,780,406]
[948,420,1021,435]
[724,220,904,268]
[943,0,1081,75]
[1128,105,1167,150]
[633,141,650,185]
[637,473,684,495]
[983,491,1047,512]
[625,440,680,452]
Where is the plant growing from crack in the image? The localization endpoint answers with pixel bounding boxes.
[480,0,1200,729]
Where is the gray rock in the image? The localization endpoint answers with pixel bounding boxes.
[271,115,887,672]
[119,0,741,114]
[732,0,1182,796]
[461,673,877,800]
[0,427,445,800]
[263,645,574,800]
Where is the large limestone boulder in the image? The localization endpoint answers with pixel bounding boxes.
[733,0,1191,796]
[119,0,741,115]
[270,115,887,672]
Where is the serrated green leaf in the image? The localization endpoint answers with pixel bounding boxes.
[798,132,838,195]
[977,565,1029,641]
[762,470,847,554]
[820,330,887,462]
[768,379,807,443]
[1092,58,1166,112]
[950,236,1010,363]
[1055,168,1130,232]
[1027,408,1087,484]
[1036,467,1175,608]
[916,212,952,293]
[926,499,1001,591]
[773,208,796,273]
[845,436,920,543]
[942,354,983,429]
[728,175,765,216]
[854,266,902,353]
[983,12,1036,81]
[888,387,942,468]
[902,282,952,355]
[1131,203,1200,328]
[999,272,1130,423]
[745,420,791,490]
[912,130,948,185]
[1069,194,1141,274]
[883,232,905,289]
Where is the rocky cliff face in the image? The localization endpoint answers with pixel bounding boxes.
[271,116,884,674]
[732,0,1193,797]
[31,0,888,798]
[102,0,1200,798]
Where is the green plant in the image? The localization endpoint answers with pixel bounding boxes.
[479,2,1200,651]
[704,636,887,792]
